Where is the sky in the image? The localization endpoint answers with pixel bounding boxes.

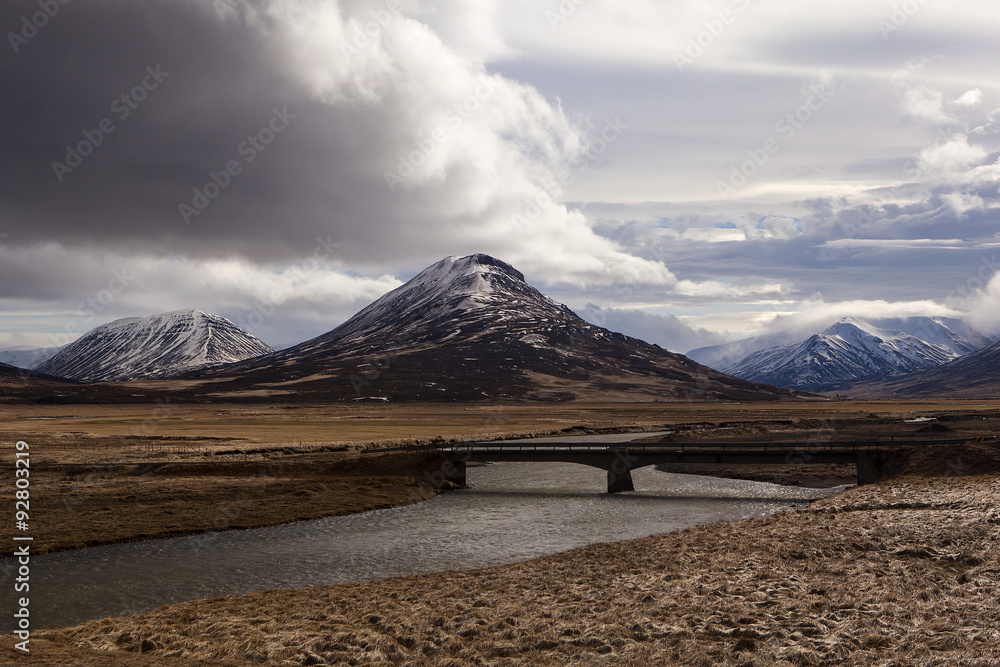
[2,0,1000,353]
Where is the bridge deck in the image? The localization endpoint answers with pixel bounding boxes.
[370,436,995,493]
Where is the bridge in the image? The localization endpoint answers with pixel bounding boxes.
[377,436,996,493]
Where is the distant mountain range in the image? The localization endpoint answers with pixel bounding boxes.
[0,345,63,369]
[181,254,804,402]
[34,310,273,382]
[690,317,996,393]
[8,258,997,401]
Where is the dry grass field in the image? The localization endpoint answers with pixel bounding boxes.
[30,451,1000,666]
[2,400,999,665]
[2,400,998,554]
[4,400,998,464]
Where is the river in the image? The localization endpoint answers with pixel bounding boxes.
[19,434,845,629]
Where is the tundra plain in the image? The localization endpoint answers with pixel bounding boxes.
[2,400,999,665]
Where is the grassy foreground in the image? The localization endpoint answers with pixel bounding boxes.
[14,443,999,666]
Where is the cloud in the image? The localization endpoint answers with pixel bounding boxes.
[576,304,726,353]
[0,243,400,348]
[0,0,673,289]
[967,271,1000,333]
[955,89,984,107]
[763,298,960,337]
[918,134,988,175]
[3,0,1000,351]
[901,85,952,124]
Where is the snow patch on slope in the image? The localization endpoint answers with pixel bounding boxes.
[721,317,988,391]
[35,310,273,382]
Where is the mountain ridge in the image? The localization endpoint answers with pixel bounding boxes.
[689,316,995,393]
[185,254,809,402]
[847,338,1000,398]
[35,310,274,382]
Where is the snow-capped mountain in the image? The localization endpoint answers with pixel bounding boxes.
[292,254,580,354]
[851,338,1000,397]
[192,254,805,402]
[688,316,994,371]
[0,345,64,369]
[718,317,993,392]
[35,310,273,382]
[872,317,994,356]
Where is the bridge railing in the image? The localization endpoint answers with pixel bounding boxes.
[442,443,890,455]
[365,435,995,455]
[440,435,995,454]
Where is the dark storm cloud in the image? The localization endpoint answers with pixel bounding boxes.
[1,0,666,286]
[1,0,307,256]
[0,1,448,265]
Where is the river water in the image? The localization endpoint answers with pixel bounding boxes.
[18,434,845,629]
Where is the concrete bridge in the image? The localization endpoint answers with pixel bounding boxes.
[397,436,995,493]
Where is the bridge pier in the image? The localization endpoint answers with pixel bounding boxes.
[445,459,467,487]
[607,467,635,493]
[425,457,467,490]
[855,452,881,484]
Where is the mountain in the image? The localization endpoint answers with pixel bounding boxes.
[849,339,1000,398]
[0,345,64,369]
[687,330,806,370]
[187,254,807,402]
[721,318,967,392]
[35,310,273,382]
[688,316,994,371]
[887,317,995,355]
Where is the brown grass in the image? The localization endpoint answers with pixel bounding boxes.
[36,462,1000,666]
[2,399,998,554]
[5,401,999,466]
[6,401,1000,665]
[0,452,437,554]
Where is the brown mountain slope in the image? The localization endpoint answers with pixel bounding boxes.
[182,254,813,402]
[845,339,1000,398]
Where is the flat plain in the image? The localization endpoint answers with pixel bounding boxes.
[2,400,999,553]
[2,399,999,665]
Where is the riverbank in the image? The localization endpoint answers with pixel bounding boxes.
[0,452,438,554]
[5,400,997,554]
[28,442,1000,666]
